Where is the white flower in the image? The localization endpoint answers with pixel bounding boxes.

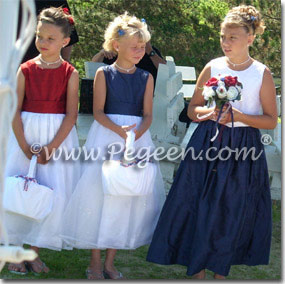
[227,86,239,100]
[236,84,242,93]
[216,85,227,99]
[203,87,216,100]
[217,81,225,87]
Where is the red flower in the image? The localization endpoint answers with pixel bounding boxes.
[205,77,219,87]
[62,8,74,25]
[224,76,238,87]
[68,17,75,25]
[63,7,70,15]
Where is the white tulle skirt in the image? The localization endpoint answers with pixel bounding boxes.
[3,111,81,250]
[61,114,166,249]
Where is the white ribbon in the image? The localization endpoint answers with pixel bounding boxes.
[210,103,232,142]
[196,100,216,120]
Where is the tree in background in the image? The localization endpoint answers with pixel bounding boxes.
[68,0,280,82]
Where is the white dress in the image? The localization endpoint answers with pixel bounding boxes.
[61,66,166,249]
[4,112,81,250]
[3,60,81,250]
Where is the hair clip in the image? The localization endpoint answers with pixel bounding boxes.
[141,18,146,23]
[118,29,125,36]
[62,7,70,15]
[250,15,256,22]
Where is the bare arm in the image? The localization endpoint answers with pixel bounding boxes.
[134,74,154,140]
[12,68,32,159]
[38,69,79,164]
[232,68,278,129]
[92,49,117,62]
[93,69,136,140]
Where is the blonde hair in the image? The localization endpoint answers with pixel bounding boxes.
[103,12,151,53]
[38,7,75,37]
[221,5,265,35]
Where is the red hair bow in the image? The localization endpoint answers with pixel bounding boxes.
[63,7,70,14]
[62,7,74,25]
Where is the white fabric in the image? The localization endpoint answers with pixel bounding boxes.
[102,129,157,196]
[3,155,54,222]
[210,57,266,127]
[3,112,81,250]
[102,160,157,196]
[0,0,36,272]
[61,114,166,249]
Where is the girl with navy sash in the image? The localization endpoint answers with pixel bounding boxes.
[61,12,165,279]
[147,5,277,279]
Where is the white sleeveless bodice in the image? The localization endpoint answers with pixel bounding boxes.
[210,56,266,127]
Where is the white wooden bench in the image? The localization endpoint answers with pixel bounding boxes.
[260,95,281,200]
[150,57,186,192]
[175,65,196,99]
[84,61,107,79]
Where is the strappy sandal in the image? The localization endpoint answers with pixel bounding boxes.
[86,268,105,280]
[26,260,49,276]
[8,262,28,275]
[103,270,125,280]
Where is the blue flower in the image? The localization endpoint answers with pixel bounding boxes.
[141,18,146,23]
[118,29,125,36]
[250,15,256,21]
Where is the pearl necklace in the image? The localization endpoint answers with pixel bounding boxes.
[39,55,63,66]
[227,56,251,67]
[115,62,135,73]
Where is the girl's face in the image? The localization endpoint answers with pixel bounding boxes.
[35,22,70,58]
[220,25,254,59]
[115,35,146,64]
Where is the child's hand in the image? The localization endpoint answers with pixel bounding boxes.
[217,111,231,125]
[134,129,143,141]
[117,124,136,140]
[22,144,33,160]
[231,107,243,122]
[102,50,116,60]
[214,106,232,125]
[36,146,52,165]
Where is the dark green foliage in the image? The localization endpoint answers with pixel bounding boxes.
[68,0,280,80]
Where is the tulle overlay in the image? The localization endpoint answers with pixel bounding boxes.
[147,120,272,276]
[61,114,166,249]
[4,111,80,250]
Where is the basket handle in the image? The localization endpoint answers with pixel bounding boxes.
[125,130,135,151]
[27,155,37,178]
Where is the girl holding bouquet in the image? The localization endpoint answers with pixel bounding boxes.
[147,5,277,279]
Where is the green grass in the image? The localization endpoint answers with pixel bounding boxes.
[0,201,281,280]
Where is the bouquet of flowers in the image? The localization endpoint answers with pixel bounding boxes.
[202,75,243,109]
[199,75,243,146]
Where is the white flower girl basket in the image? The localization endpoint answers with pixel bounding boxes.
[102,131,157,196]
[3,155,54,222]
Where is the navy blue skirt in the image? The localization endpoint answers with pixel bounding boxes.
[146,120,272,276]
